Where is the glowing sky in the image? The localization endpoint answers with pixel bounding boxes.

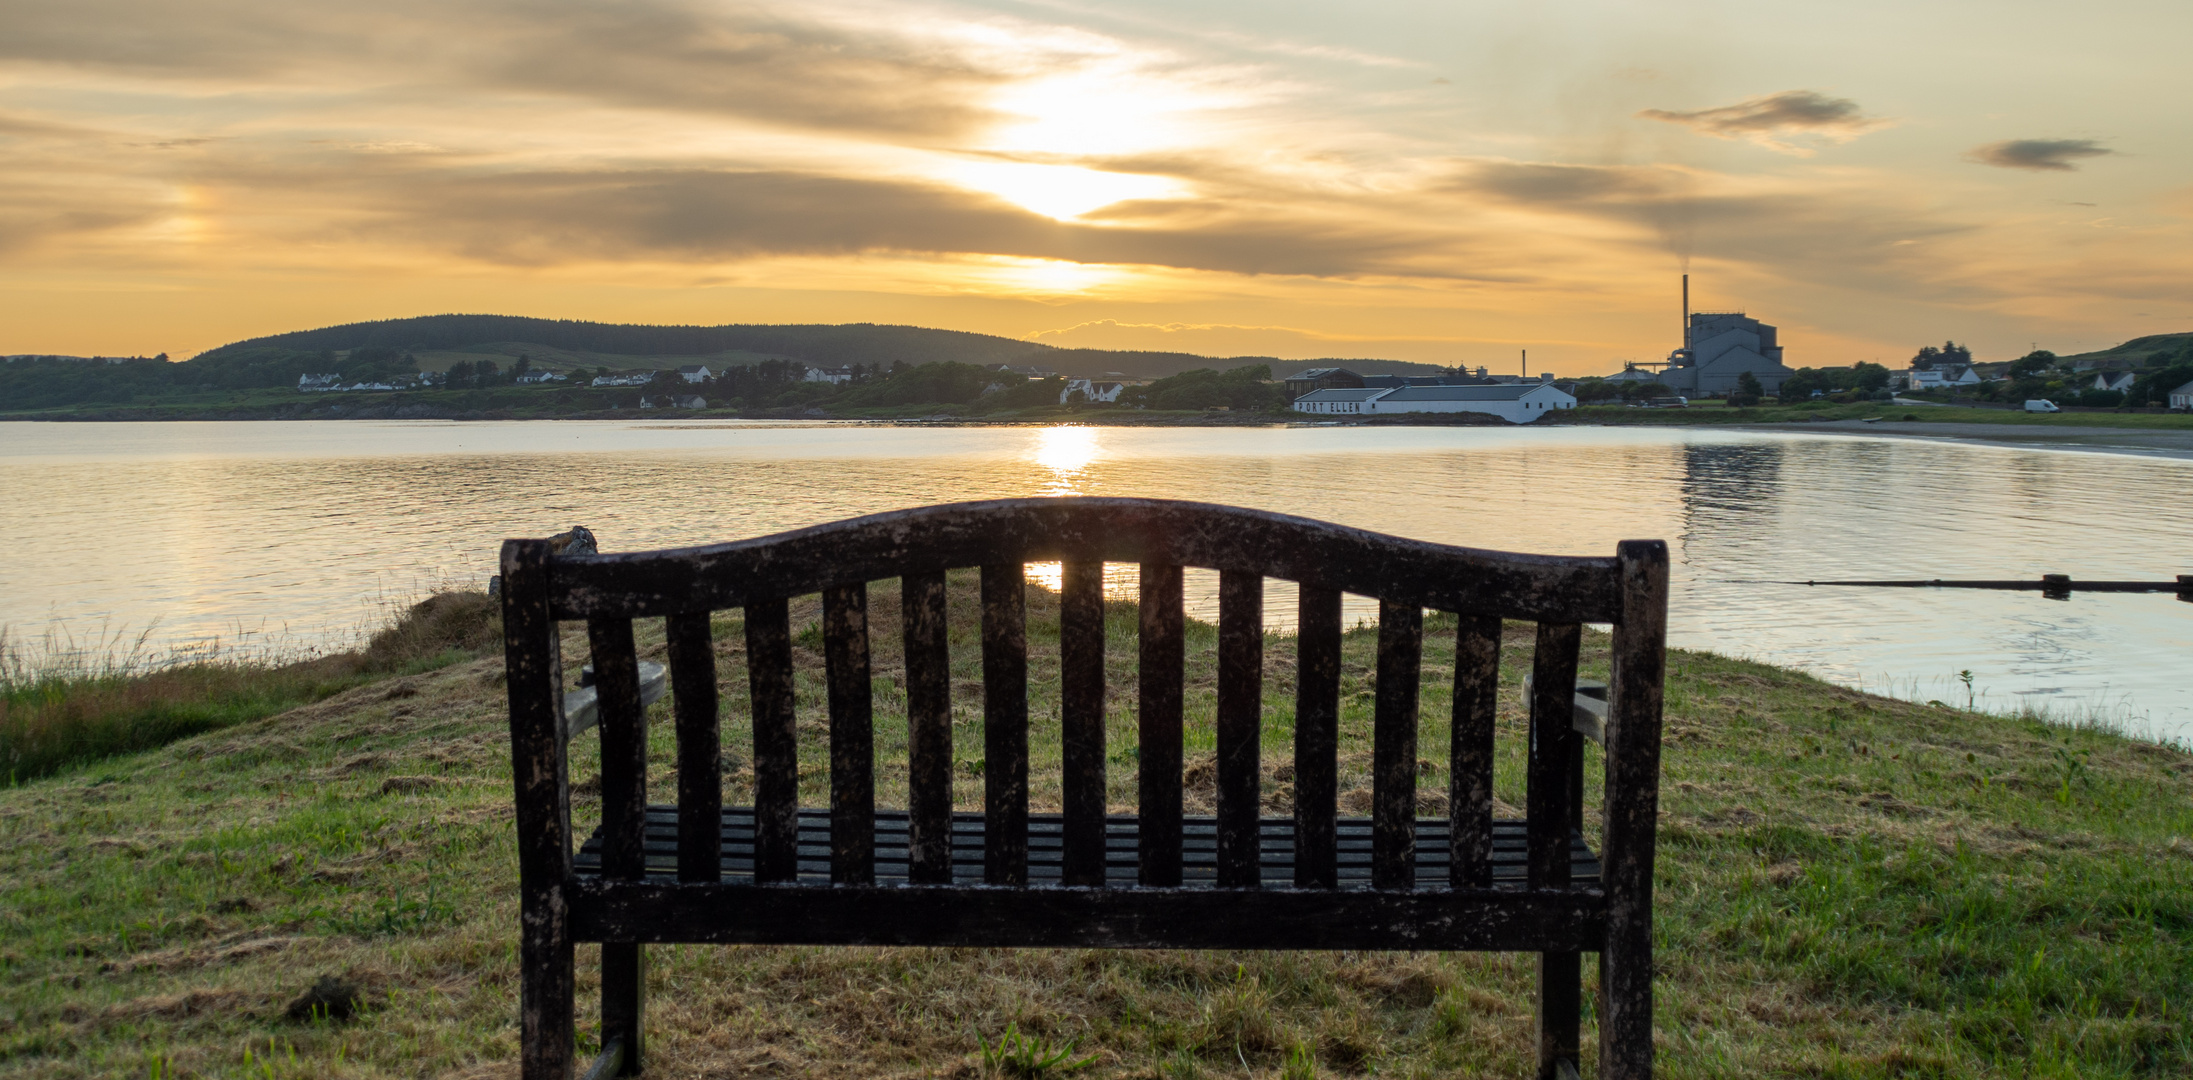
[3,0,2187,371]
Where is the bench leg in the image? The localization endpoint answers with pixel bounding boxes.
[602,942,647,1075]
[1536,950,1580,1080]
[520,887,575,1080]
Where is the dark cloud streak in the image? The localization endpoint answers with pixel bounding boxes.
[1639,90,1882,145]
[1966,138,2113,171]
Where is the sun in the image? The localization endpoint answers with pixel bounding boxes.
[947,160,1180,221]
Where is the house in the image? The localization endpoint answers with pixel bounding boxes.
[297,373,341,392]
[1060,378,1123,405]
[677,365,712,384]
[674,395,708,410]
[514,370,565,385]
[2092,371,2137,393]
[804,365,853,385]
[1910,364,1983,390]
[591,373,653,387]
[1295,381,1577,423]
[2170,379,2193,410]
[991,363,1058,379]
[1284,367,1365,401]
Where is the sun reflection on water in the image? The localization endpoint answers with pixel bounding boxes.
[1031,424,1100,495]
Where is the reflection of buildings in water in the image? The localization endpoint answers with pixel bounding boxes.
[1675,441,1785,571]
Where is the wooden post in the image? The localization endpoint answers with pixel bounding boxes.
[589,617,648,1075]
[502,538,574,1080]
[1138,563,1185,887]
[1599,541,1668,1080]
[1528,621,1582,1080]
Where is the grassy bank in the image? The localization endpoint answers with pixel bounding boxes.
[1553,400,2193,430]
[0,593,502,786]
[1,577,2188,1078]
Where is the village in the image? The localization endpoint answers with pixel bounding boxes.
[266,306,2193,423]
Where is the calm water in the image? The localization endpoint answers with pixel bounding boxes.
[4,421,2189,742]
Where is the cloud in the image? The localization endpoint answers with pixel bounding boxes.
[1966,138,2114,171]
[0,0,1013,138]
[148,155,1436,279]
[1444,160,1974,291]
[1639,90,1886,155]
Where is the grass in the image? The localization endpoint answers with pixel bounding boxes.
[0,593,501,786]
[0,575,2188,1078]
[1557,399,2193,430]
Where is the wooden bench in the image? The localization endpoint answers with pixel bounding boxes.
[499,497,1669,1080]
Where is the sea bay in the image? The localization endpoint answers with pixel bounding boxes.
[3,419,2188,742]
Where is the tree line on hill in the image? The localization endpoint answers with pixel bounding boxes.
[664,361,1284,414]
[0,347,424,409]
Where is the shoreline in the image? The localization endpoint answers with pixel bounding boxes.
[8,408,2193,460]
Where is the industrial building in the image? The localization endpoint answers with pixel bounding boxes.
[1610,276,1796,396]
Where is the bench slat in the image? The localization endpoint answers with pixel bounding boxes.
[1292,585,1342,888]
[1061,559,1107,886]
[587,618,649,884]
[1137,563,1185,887]
[1451,614,1502,887]
[746,598,799,884]
[903,571,954,885]
[1372,598,1422,891]
[574,809,1602,888]
[824,584,875,885]
[980,566,1030,886]
[665,612,721,884]
[1527,622,1582,890]
[1215,570,1263,888]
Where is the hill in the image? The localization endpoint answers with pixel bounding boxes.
[191,314,1448,380]
[2055,331,2193,368]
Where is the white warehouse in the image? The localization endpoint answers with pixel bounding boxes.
[1294,382,1576,423]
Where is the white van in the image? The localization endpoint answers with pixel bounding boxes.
[2023,399,2060,413]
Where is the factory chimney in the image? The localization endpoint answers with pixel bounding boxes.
[1681,274,1690,358]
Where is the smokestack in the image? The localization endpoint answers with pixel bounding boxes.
[1521,348,1526,379]
[1681,274,1690,355]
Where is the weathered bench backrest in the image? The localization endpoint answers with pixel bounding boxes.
[501,498,1667,1074]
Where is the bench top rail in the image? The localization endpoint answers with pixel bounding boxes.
[541,497,1624,624]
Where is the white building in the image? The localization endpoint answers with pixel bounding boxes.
[298,373,341,392]
[2170,379,2193,410]
[1295,382,1576,423]
[1060,378,1123,404]
[1291,388,1384,415]
[677,365,712,383]
[804,366,853,385]
[591,373,653,387]
[1909,364,1982,390]
[514,370,565,385]
[2091,371,2136,393]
